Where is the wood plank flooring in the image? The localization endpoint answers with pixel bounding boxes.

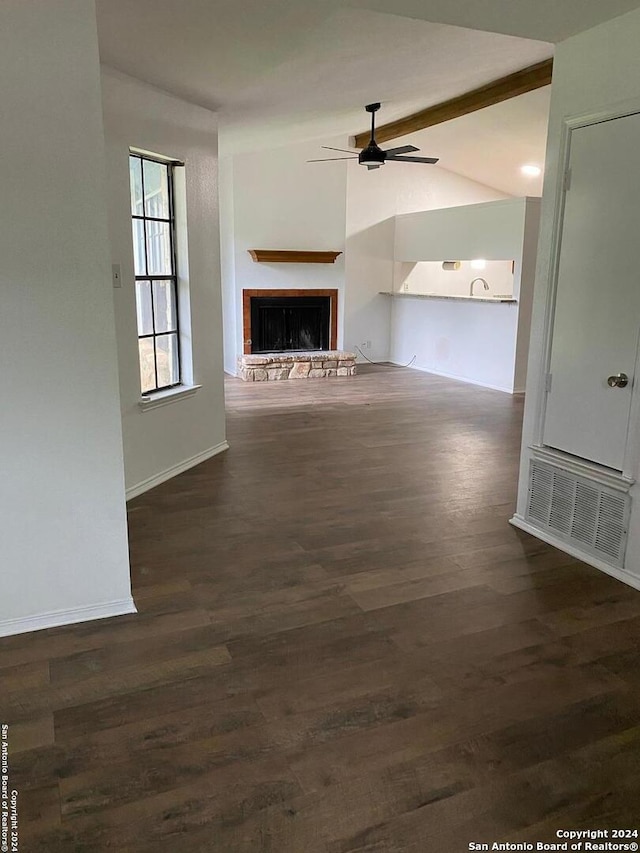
[3,364,640,851]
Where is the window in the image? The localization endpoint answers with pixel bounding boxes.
[129,153,181,394]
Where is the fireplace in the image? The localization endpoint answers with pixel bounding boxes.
[243,289,338,354]
[251,295,330,352]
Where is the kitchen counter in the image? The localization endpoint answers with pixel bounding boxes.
[379,291,517,304]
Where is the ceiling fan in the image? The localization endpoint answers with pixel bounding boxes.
[308,102,439,170]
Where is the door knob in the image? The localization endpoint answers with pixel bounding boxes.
[607,372,629,388]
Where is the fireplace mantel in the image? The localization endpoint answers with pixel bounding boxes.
[248,249,342,264]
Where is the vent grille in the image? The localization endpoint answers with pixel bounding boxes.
[526,460,629,566]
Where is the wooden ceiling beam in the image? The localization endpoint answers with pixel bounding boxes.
[353,58,553,148]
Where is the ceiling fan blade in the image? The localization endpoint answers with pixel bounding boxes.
[321,146,359,154]
[307,156,358,162]
[386,155,439,164]
[383,145,419,156]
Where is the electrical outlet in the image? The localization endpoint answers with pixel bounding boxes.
[366,340,371,349]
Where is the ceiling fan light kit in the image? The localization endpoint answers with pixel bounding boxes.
[308,102,439,170]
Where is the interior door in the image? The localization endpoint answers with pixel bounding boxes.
[544,112,640,471]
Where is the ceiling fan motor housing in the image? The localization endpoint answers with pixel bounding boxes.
[358,143,385,166]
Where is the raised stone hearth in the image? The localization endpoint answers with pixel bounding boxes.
[238,351,357,381]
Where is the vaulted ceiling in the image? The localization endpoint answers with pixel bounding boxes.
[94,0,640,189]
[96,0,640,113]
[390,87,551,197]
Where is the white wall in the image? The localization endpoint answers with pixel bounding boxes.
[388,197,539,391]
[344,162,508,361]
[515,5,640,578]
[391,298,520,392]
[0,0,133,636]
[399,260,515,297]
[219,143,348,374]
[513,204,541,393]
[101,68,227,497]
[219,156,239,374]
[395,195,530,262]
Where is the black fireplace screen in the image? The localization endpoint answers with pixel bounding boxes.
[251,296,330,353]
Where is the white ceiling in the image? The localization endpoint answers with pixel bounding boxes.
[95,4,553,138]
[349,0,640,42]
[95,0,640,114]
[94,0,638,189]
[391,87,552,197]
[213,10,552,154]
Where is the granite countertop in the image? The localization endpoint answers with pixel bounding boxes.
[379,291,517,304]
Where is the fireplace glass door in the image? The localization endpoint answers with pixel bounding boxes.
[251,296,330,353]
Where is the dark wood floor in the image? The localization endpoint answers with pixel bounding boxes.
[3,365,640,851]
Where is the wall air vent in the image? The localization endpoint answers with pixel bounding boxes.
[526,460,629,567]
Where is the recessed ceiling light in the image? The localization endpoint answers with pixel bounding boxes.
[521,164,542,177]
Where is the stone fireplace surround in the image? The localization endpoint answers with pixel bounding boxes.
[240,288,355,381]
[238,351,356,381]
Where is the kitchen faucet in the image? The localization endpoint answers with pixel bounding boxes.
[469,277,490,296]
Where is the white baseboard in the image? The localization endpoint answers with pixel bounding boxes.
[126,441,229,501]
[0,597,137,638]
[393,361,515,395]
[510,513,640,592]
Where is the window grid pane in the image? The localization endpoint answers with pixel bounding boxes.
[146,220,172,276]
[129,156,144,215]
[152,280,178,333]
[138,337,156,394]
[143,159,170,219]
[135,281,153,336]
[132,219,146,276]
[130,153,181,393]
[155,333,179,389]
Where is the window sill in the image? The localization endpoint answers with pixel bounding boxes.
[139,384,202,412]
